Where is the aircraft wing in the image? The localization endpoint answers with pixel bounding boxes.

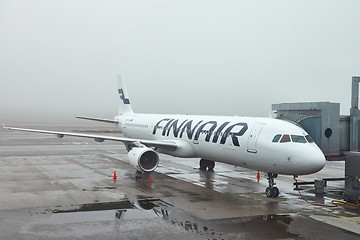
[76,116,119,124]
[3,125,177,151]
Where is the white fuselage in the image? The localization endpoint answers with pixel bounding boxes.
[4,74,327,198]
[116,113,326,176]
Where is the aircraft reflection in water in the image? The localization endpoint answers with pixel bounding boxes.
[114,198,299,239]
[4,75,326,197]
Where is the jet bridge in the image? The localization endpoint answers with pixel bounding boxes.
[272,76,360,203]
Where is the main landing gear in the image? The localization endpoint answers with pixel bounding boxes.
[265,173,280,198]
[199,159,215,171]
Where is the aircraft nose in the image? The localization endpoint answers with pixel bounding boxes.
[303,147,326,174]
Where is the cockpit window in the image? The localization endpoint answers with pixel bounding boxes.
[291,135,307,143]
[280,134,291,143]
[305,135,314,143]
[272,134,282,142]
[273,134,313,143]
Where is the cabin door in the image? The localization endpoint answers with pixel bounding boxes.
[247,123,265,153]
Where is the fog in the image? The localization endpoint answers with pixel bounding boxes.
[0,0,359,124]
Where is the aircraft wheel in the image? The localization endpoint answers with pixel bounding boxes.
[199,159,207,171]
[265,187,280,198]
[265,187,275,198]
[200,159,215,171]
[273,187,280,197]
[199,159,215,171]
[207,160,215,171]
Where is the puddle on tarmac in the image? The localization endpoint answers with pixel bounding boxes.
[17,199,359,240]
[43,199,297,239]
[47,199,165,224]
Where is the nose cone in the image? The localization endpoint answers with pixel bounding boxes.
[300,146,326,175]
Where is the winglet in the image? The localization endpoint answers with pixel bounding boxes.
[2,123,7,130]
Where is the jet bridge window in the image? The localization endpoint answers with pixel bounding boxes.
[280,134,291,143]
[291,135,307,143]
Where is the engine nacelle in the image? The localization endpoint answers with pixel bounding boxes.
[127,147,159,173]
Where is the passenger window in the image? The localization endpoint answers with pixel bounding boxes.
[305,135,314,143]
[280,134,291,143]
[291,135,307,143]
[272,134,282,143]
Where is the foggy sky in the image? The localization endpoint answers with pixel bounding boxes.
[0,0,359,124]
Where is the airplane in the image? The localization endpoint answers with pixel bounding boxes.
[3,75,326,198]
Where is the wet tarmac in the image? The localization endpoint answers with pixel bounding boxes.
[0,125,359,239]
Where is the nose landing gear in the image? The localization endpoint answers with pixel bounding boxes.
[265,173,280,198]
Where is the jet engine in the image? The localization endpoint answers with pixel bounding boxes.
[127,147,159,172]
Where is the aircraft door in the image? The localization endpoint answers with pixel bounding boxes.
[247,123,265,153]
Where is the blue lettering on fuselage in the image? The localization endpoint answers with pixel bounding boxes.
[179,120,203,139]
[152,118,248,147]
[194,121,217,142]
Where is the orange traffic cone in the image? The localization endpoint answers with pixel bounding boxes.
[257,171,261,182]
[113,169,117,181]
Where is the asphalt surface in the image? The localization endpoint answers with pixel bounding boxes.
[0,125,359,240]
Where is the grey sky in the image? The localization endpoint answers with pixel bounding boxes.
[0,0,359,123]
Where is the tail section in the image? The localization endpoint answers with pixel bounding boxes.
[117,74,134,115]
